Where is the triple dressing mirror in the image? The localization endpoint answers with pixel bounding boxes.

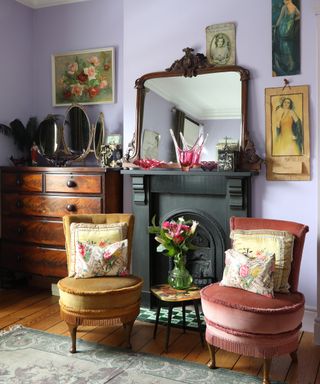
[125,48,262,172]
[37,104,104,166]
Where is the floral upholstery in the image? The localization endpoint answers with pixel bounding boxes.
[74,239,128,278]
[230,229,294,292]
[69,221,128,276]
[220,249,275,297]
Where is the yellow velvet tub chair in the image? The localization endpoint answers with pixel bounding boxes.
[57,213,143,353]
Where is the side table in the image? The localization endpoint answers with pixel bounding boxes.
[150,284,204,352]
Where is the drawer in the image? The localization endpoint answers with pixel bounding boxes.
[0,242,67,277]
[2,217,65,246]
[2,194,103,217]
[45,174,103,194]
[2,172,43,192]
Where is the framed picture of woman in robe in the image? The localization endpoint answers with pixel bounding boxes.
[272,0,300,76]
[265,85,310,180]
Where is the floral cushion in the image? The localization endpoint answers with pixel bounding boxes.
[69,222,127,276]
[220,249,275,297]
[230,229,294,293]
[74,239,128,278]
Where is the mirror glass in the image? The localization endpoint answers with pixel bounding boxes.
[141,72,241,162]
[63,104,91,156]
[94,112,105,159]
[38,115,62,157]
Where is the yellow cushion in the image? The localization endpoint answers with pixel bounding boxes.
[58,275,143,313]
[230,229,294,293]
[69,222,127,276]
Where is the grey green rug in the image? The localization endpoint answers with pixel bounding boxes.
[137,307,205,331]
[0,326,283,383]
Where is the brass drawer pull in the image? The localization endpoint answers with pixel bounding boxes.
[67,179,77,188]
[15,200,23,209]
[66,204,76,212]
[17,226,24,235]
[16,177,23,186]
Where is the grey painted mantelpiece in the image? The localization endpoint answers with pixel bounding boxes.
[122,169,252,307]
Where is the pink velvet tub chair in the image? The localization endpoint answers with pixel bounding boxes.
[200,216,309,384]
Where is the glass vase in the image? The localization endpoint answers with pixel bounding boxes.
[168,253,193,290]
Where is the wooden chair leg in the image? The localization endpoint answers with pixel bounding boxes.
[67,323,77,354]
[262,358,272,384]
[290,350,298,362]
[123,320,134,349]
[207,343,217,369]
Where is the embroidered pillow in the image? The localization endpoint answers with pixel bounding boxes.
[230,229,295,293]
[220,249,275,297]
[69,222,128,276]
[74,239,128,278]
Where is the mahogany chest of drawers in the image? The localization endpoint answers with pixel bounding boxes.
[0,166,123,278]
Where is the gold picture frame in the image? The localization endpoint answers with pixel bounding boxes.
[265,85,310,180]
[52,47,115,106]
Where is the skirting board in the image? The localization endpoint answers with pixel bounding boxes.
[51,284,317,334]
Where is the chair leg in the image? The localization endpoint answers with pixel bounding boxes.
[290,350,298,362]
[207,343,217,369]
[262,358,272,384]
[123,320,134,349]
[67,323,77,354]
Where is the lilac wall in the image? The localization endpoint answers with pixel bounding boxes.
[123,0,318,309]
[0,0,33,164]
[32,0,123,137]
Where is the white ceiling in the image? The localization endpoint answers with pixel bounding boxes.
[16,0,91,9]
[146,72,241,120]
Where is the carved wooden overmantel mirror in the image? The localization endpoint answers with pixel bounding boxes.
[124,47,263,172]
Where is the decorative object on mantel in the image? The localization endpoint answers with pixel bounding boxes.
[148,216,198,290]
[217,137,239,172]
[200,160,218,171]
[133,158,164,170]
[170,129,207,172]
[265,83,310,180]
[125,47,263,173]
[52,47,115,106]
[206,22,236,66]
[0,117,39,166]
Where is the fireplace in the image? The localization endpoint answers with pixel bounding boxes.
[122,169,252,307]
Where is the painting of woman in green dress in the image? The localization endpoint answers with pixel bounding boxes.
[272,96,303,156]
[272,0,300,76]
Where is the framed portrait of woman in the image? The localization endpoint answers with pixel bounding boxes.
[265,85,310,180]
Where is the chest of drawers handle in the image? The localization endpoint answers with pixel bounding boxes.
[16,177,23,186]
[67,179,77,188]
[16,200,23,209]
[17,226,25,235]
[66,204,77,212]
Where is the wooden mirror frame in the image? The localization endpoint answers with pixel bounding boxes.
[125,48,263,172]
[93,112,106,160]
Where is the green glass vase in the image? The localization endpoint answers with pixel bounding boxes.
[168,253,193,290]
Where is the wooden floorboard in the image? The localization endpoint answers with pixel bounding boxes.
[1,287,320,383]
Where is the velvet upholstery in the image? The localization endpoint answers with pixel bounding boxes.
[57,214,143,353]
[200,216,309,384]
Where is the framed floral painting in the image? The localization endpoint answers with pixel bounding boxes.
[52,47,115,106]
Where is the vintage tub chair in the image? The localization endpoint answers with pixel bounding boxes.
[200,216,309,384]
[57,213,143,353]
